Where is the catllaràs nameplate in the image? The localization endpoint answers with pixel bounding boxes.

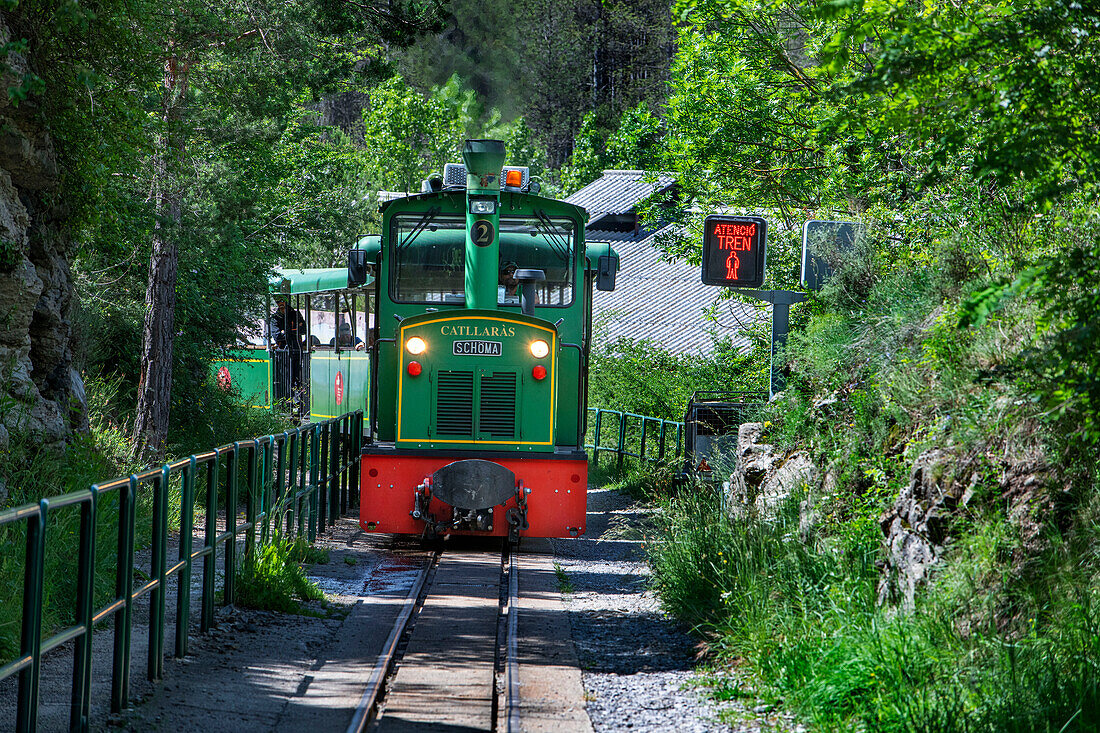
[453,340,502,356]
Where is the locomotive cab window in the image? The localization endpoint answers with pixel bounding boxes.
[498,216,575,307]
[391,213,576,307]
[391,215,467,304]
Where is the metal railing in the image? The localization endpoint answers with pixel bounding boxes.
[0,410,362,733]
[585,408,684,467]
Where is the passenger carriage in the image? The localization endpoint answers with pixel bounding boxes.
[210,267,373,427]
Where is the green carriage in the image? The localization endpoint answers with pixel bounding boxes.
[210,267,373,426]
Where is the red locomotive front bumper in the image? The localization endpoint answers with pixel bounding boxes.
[359,447,587,538]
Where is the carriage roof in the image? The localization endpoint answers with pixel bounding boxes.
[269,267,373,295]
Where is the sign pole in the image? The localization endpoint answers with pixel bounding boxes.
[698,214,807,399]
[737,289,806,399]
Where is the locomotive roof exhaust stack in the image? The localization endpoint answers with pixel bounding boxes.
[462,139,506,190]
[462,139,506,310]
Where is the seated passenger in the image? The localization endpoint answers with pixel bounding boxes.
[331,320,365,350]
[498,262,520,304]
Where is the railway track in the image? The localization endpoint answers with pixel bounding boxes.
[347,541,519,733]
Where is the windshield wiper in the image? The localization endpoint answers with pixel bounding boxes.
[532,210,572,262]
[398,206,441,253]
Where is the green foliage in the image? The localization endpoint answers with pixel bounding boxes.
[235,538,325,614]
[360,73,551,192]
[589,458,682,501]
[361,75,467,192]
[961,226,1100,447]
[605,102,663,170]
[9,0,437,455]
[553,562,574,594]
[168,383,290,458]
[822,1,1100,202]
[0,417,147,664]
[0,236,19,272]
[559,112,605,193]
[560,102,666,193]
[398,0,672,167]
[589,338,765,422]
[634,2,1100,731]
[648,481,1100,732]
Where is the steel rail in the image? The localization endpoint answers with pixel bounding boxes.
[345,550,437,733]
[505,551,521,733]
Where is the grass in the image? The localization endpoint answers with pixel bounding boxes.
[0,430,147,663]
[589,457,683,500]
[553,562,574,594]
[235,536,325,614]
[646,444,1100,733]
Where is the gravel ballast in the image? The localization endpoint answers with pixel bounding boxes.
[552,485,802,733]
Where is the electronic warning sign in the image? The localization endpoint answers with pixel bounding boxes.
[701,215,767,288]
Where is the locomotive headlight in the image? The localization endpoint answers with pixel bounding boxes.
[469,198,496,215]
[405,337,427,355]
[529,340,549,359]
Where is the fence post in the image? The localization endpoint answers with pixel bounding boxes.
[593,410,602,468]
[317,424,329,533]
[259,438,273,544]
[287,432,299,537]
[225,444,240,606]
[329,421,340,526]
[616,412,626,469]
[16,501,46,733]
[339,419,348,516]
[276,433,289,535]
[71,489,97,732]
[201,457,218,633]
[111,478,137,712]
[640,418,649,462]
[148,467,169,681]
[298,428,309,538]
[245,443,257,556]
[350,414,361,510]
[308,427,320,542]
[658,421,668,461]
[175,458,196,658]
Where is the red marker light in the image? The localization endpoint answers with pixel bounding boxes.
[532,365,547,381]
[407,361,422,376]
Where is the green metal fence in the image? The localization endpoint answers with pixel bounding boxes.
[585,408,684,467]
[0,410,362,733]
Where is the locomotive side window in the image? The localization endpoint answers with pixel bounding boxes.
[391,215,467,304]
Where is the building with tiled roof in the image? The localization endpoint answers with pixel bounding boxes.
[565,171,760,355]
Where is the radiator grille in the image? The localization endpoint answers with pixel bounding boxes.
[435,370,474,436]
[479,372,516,438]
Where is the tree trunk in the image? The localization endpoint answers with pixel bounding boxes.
[133,49,188,462]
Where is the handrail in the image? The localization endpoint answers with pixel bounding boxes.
[0,410,363,733]
[584,407,684,467]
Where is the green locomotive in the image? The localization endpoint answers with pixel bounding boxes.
[351,140,618,539]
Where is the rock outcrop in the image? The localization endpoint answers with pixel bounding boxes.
[725,422,817,518]
[875,449,965,610]
[0,17,85,452]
